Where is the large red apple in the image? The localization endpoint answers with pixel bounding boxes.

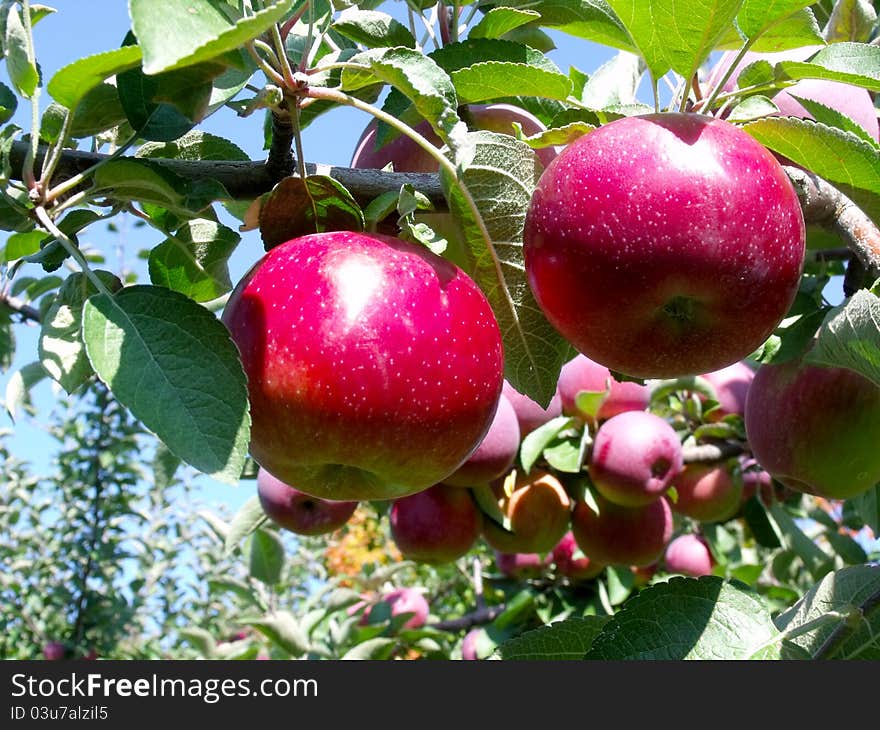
[588,411,683,507]
[443,393,520,487]
[524,113,805,379]
[571,492,673,567]
[664,533,715,577]
[389,483,482,563]
[257,467,358,536]
[222,231,504,501]
[669,463,742,523]
[558,353,649,421]
[745,357,880,499]
[706,47,880,141]
[502,380,562,436]
[350,103,557,172]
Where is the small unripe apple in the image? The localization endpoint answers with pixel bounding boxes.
[670,463,742,523]
[461,628,486,660]
[589,411,683,507]
[524,113,805,379]
[502,380,563,436]
[558,354,649,421]
[390,483,482,563]
[222,231,504,501]
[257,468,357,536]
[43,641,66,661]
[700,361,755,418]
[745,357,880,499]
[494,550,551,579]
[571,493,673,567]
[482,470,572,554]
[664,534,715,577]
[551,531,604,581]
[444,394,520,487]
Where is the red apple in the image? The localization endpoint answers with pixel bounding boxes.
[670,463,742,523]
[482,470,572,554]
[524,113,805,379]
[494,550,551,579]
[588,411,683,507]
[502,380,563,436]
[630,562,658,587]
[745,357,880,499]
[551,531,604,581]
[390,483,482,563]
[444,393,520,487]
[368,588,430,630]
[257,467,357,536]
[571,493,673,567]
[700,361,755,418]
[664,533,715,577]
[738,456,793,503]
[558,354,649,421]
[222,231,504,501]
[350,103,557,172]
[461,628,485,660]
[43,641,66,661]
[706,47,880,141]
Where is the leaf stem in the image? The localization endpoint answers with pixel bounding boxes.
[44,135,137,204]
[700,37,756,114]
[246,41,285,87]
[34,207,113,297]
[21,0,41,192]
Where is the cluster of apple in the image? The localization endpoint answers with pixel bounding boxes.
[225,60,880,598]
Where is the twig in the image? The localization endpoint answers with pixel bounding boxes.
[784,165,880,279]
[0,292,41,323]
[430,604,505,632]
[472,558,486,611]
[681,440,745,464]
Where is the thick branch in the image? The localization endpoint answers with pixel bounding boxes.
[784,165,880,279]
[8,141,446,208]
[430,604,505,632]
[681,440,745,464]
[0,291,41,323]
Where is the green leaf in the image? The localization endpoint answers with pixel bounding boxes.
[4,361,47,422]
[244,611,309,657]
[805,289,880,388]
[130,0,292,75]
[342,637,398,660]
[258,175,364,250]
[333,8,416,49]
[179,627,216,658]
[789,94,878,147]
[775,565,880,659]
[39,271,123,394]
[585,576,783,659]
[736,1,816,40]
[824,0,877,43]
[0,304,13,372]
[3,231,45,261]
[469,8,541,40]
[0,80,17,123]
[743,496,783,547]
[4,5,38,98]
[136,130,250,161]
[751,8,824,51]
[47,46,143,110]
[777,42,880,91]
[148,219,240,302]
[497,616,611,659]
[727,95,779,122]
[81,285,250,484]
[849,484,880,535]
[823,529,868,565]
[152,443,181,490]
[606,0,742,82]
[531,1,633,51]
[224,495,268,556]
[544,427,591,474]
[580,51,642,109]
[342,47,465,150]
[768,502,835,581]
[440,130,570,405]
[743,117,880,197]
[451,62,572,104]
[245,528,284,585]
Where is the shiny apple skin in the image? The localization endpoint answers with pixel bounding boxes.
[669,463,742,523]
[390,483,482,563]
[664,533,714,577]
[745,358,880,500]
[222,231,504,501]
[257,467,358,536]
[524,113,805,379]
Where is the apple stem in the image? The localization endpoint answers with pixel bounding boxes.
[783,165,880,279]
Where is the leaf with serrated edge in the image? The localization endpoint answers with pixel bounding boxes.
[806,289,880,388]
[130,0,292,75]
[81,285,250,484]
[333,8,416,49]
[777,42,880,91]
[737,1,816,39]
[224,495,268,556]
[440,131,569,405]
[775,565,880,659]
[451,62,572,104]
[530,1,633,51]
[245,528,284,586]
[48,46,143,110]
[497,616,611,660]
[586,576,782,659]
[244,611,310,657]
[469,8,541,40]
